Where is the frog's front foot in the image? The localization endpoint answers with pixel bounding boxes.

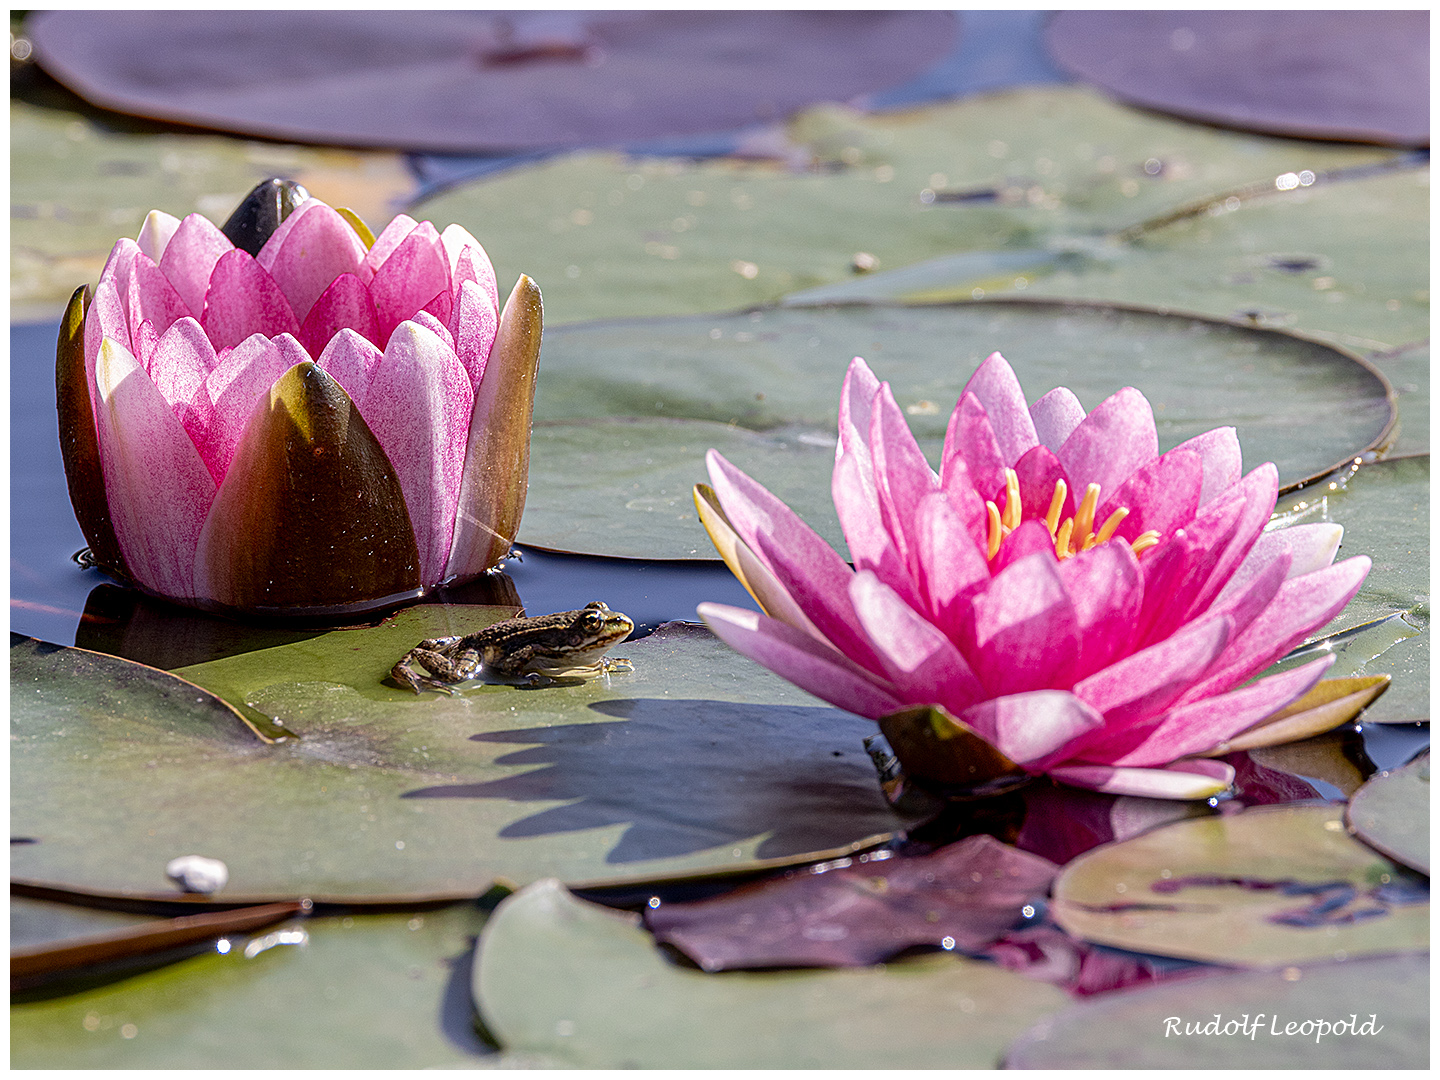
[391,649,465,696]
[601,656,633,674]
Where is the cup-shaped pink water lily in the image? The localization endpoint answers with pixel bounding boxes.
[695,354,1378,799]
[57,181,542,617]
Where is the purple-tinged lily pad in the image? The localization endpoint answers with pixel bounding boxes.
[644,833,1056,971]
[1005,954,1429,1069]
[1346,753,1429,875]
[1052,804,1429,968]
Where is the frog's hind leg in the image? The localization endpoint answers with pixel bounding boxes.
[391,637,466,695]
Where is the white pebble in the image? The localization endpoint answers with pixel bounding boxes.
[166,855,229,895]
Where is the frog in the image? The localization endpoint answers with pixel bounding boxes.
[391,601,634,694]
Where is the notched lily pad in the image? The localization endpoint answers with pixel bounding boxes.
[1346,753,1429,875]
[13,619,912,902]
[473,878,1071,1069]
[644,833,1057,970]
[522,300,1396,558]
[1005,953,1429,1069]
[1052,804,1429,968]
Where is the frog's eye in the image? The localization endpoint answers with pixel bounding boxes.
[581,612,604,632]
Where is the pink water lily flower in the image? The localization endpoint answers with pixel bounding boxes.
[695,354,1373,800]
[57,184,542,616]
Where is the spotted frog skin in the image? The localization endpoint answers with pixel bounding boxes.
[391,601,634,694]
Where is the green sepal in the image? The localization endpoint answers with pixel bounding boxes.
[193,361,423,614]
[877,703,1029,795]
[54,284,131,581]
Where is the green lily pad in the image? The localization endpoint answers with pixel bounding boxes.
[1272,456,1429,724]
[1346,753,1429,875]
[415,87,1396,327]
[520,299,1393,558]
[9,901,497,1068]
[12,621,910,902]
[1052,804,1429,968]
[473,879,1071,1068]
[1005,953,1429,1069]
[11,896,162,953]
[791,163,1429,359]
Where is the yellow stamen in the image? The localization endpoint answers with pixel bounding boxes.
[1044,479,1067,536]
[1094,507,1129,546]
[1074,483,1101,542]
[1001,468,1022,531]
[1054,518,1074,559]
[1131,530,1162,556]
[985,501,1003,559]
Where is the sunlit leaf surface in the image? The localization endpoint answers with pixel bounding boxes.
[1005,953,1428,1069]
[12,623,910,901]
[10,902,496,1069]
[473,879,1071,1068]
[1052,804,1429,967]
[522,300,1392,557]
[1346,753,1429,875]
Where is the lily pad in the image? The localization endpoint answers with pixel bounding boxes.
[12,621,912,902]
[644,833,1058,970]
[1346,753,1429,875]
[415,86,1396,326]
[1005,953,1429,1069]
[473,878,1071,1068]
[10,901,497,1068]
[1052,804,1429,968]
[1272,456,1429,725]
[520,299,1394,558]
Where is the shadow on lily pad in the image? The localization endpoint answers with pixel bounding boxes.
[402,697,894,863]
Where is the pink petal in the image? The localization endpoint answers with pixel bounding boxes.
[84,279,133,375]
[1013,444,1073,527]
[136,209,181,265]
[837,356,882,462]
[200,250,301,352]
[696,602,903,720]
[959,690,1105,767]
[420,286,455,333]
[709,449,890,678]
[1132,490,1248,647]
[363,321,474,585]
[315,328,385,413]
[1073,613,1233,730]
[200,333,309,482]
[368,222,452,347]
[91,338,216,599]
[296,272,382,359]
[942,390,1008,503]
[833,451,926,613]
[1176,556,1371,704]
[1056,540,1143,678]
[147,317,217,451]
[912,490,990,635]
[968,550,1080,695]
[441,222,499,311]
[1049,760,1233,799]
[991,517,1058,574]
[158,212,235,319]
[1029,386,1086,451]
[1214,523,1343,607]
[123,253,190,371]
[451,279,499,390]
[1097,446,1202,544]
[1204,549,1291,639]
[1183,463,1279,620]
[1110,655,1335,766]
[869,380,939,574]
[1057,386,1158,498]
[360,213,419,284]
[257,201,368,324]
[957,351,1038,464]
[410,309,456,353]
[1172,426,1243,507]
[849,570,985,715]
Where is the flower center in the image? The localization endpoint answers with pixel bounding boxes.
[984,468,1162,561]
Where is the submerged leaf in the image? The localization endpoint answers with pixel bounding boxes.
[645,833,1057,970]
[1346,752,1428,874]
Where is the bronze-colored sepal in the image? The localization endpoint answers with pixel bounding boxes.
[445,274,543,580]
[192,361,423,615]
[877,703,1031,799]
[55,284,131,582]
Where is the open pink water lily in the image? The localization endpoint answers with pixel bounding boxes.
[57,182,542,617]
[695,354,1376,800]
